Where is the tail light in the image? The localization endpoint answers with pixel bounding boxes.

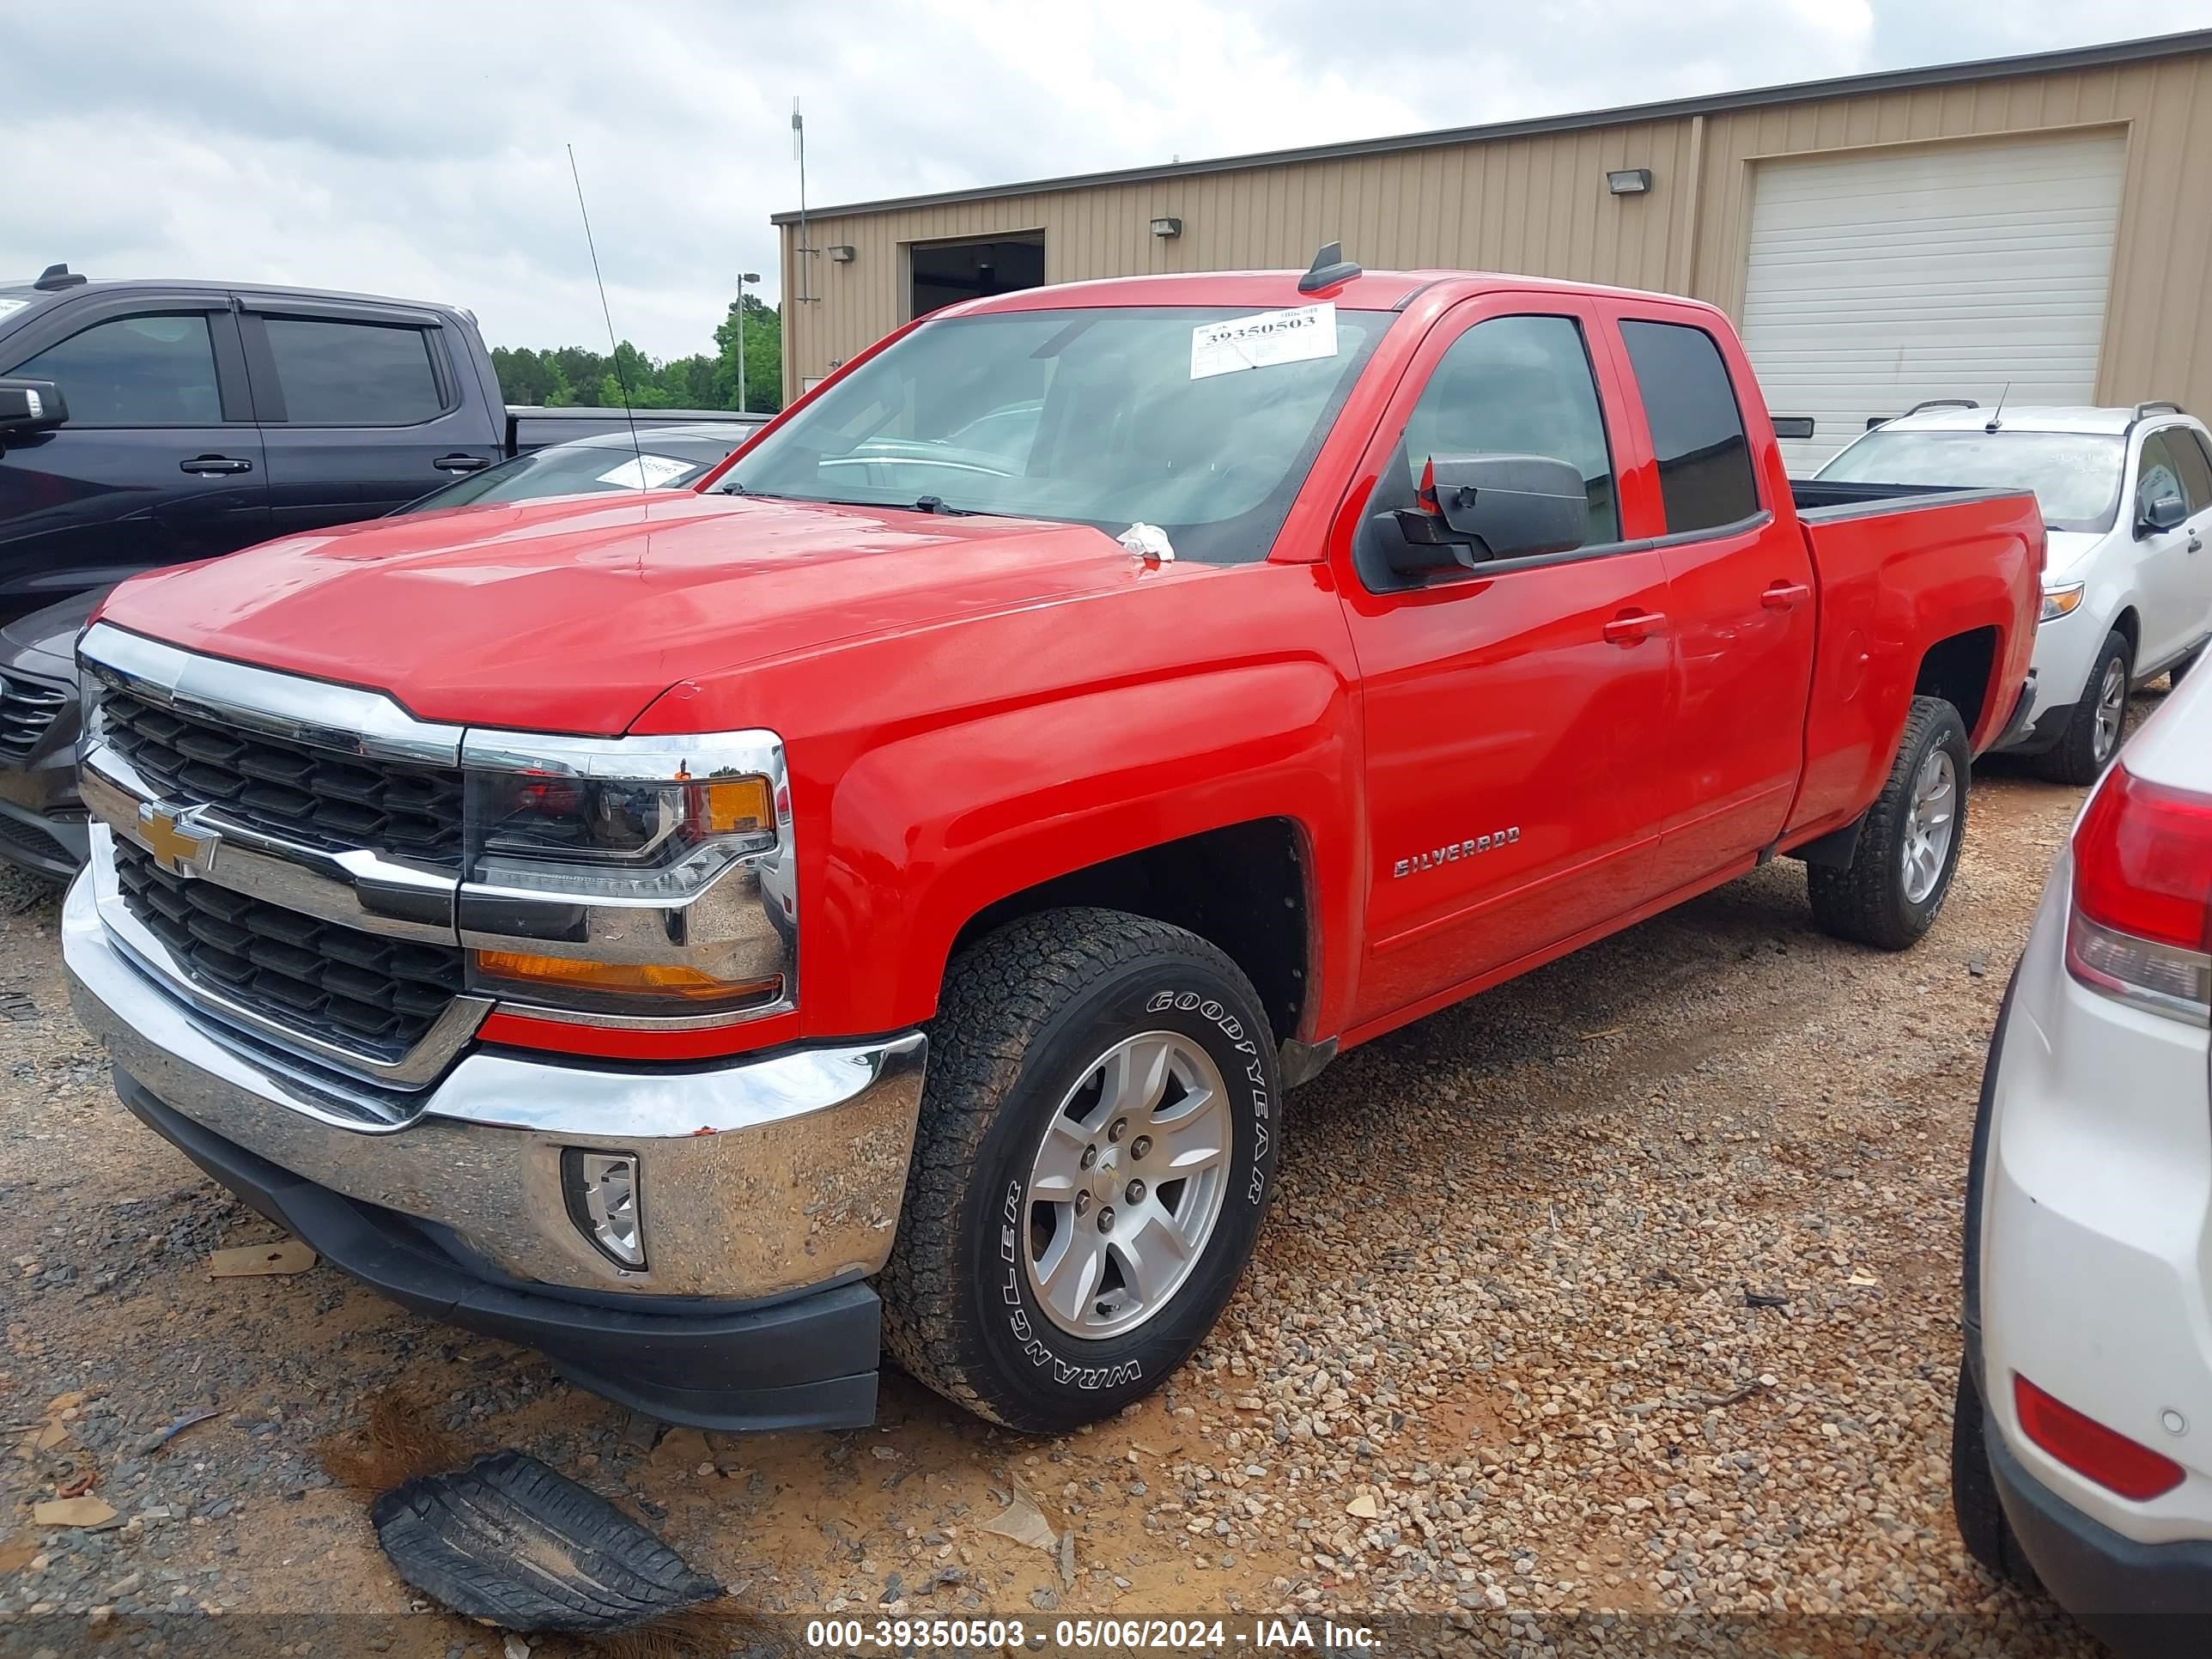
[2014,1374,2184,1501]
[2066,765,2212,1026]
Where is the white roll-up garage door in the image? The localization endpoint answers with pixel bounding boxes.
[1740,129,2127,469]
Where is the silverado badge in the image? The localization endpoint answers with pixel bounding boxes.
[1393,827,1520,878]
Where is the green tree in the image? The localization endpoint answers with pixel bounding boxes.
[492,285,782,412]
[713,293,783,413]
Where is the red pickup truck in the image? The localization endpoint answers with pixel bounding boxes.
[62,257,2040,1435]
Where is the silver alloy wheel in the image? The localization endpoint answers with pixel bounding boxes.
[1901,746,1958,905]
[2093,658,2128,763]
[1021,1030,1231,1340]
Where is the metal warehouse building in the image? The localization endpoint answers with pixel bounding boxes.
[774,28,2212,465]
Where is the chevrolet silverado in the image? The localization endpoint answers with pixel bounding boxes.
[62,254,2041,1433]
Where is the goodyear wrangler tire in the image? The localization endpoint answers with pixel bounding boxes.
[880,907,1280,1433]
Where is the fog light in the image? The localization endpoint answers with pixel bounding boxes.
[563,1150,646,1269]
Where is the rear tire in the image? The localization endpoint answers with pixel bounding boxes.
[879,907,1280,1432]
[1808,696,1971,951]
[2033,630,2131,787]
[1953,1358,2040,1591]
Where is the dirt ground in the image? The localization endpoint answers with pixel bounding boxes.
[0,699,2169,1656]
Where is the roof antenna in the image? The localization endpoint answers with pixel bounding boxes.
[1985,381,2011,434]
[1297,240,1362,295]
[565,143,647,488]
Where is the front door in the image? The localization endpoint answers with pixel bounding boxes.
[1336,299,1680,1028]
[0,302,265,614]
[2136,426,2212,669]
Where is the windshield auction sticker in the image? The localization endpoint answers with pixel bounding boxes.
[594,453,696,489]
[1190,302,1337,380]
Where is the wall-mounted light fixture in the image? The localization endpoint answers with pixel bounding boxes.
[827,244,856,263]
[1606,168,1653,197]
[1150,217,1183,238]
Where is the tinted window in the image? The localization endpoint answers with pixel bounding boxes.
[9,313,221,425]
[2158,427,2212,514]
[2136,431,2189,520]
[1618,319,1758,533]
[262,318,443,424]
[1399,315,1617,544]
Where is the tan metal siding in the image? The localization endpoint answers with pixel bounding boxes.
[782,53,2212,414]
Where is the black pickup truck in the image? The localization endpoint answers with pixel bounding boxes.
[0,264,738,621]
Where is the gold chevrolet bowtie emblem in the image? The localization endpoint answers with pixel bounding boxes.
[138,805,216,877]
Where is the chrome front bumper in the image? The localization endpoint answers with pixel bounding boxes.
[64,869,926,1302]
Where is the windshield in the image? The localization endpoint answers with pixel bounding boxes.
[396,437,738,514]
[1815,428,2126,533]
[721,306,1389,563]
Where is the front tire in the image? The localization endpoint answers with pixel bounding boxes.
[880,908,1280,1432]
[1808,696,1970,951]
[2033,630,2131,786]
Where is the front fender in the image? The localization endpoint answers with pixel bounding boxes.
[811,659,1361,1036]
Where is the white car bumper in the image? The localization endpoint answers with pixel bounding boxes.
[1980,851,2212,1543]
[2004,601,2111,746]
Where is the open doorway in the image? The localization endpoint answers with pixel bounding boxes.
[908,234,1045,319]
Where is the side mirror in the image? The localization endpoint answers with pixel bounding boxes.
[2141,490,2188,534]
[0,379,67,436]
[1379,453,1588,576]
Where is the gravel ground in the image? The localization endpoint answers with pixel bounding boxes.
[0,701,2167,1656]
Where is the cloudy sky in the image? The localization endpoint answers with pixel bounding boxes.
[12,0,2210,360]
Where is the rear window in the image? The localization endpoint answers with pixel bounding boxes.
[262,317,445,425]
[1618,320,1759,534]
[1816,429,2125,533]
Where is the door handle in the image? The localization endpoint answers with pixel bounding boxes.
[1602,610,1666,646]
[179,455,252,475]
[433,453,493,473]
[1761,580,1813,609]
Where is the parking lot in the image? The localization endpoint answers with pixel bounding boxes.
[0,707,2168,1655]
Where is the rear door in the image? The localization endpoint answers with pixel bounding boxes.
[236,300,502,534]
[2130,428,2207,671]
[1601,309,1819,887]
[1336,296,1680,1026]
[0,295,265,614]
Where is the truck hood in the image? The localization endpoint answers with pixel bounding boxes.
[95,492,1157,732]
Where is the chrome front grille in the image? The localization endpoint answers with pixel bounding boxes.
[0,671,69,760]
[98,686,465,866]
[113,837,466,1056]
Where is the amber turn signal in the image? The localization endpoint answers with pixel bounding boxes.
[473,950,781,1004]
[692,775,775,837]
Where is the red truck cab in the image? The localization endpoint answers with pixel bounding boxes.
[64,258,2039,1434]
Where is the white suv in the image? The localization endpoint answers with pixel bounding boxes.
[1955,661,2212,1654]
[1819,403,2212,784]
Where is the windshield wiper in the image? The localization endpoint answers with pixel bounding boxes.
[912,495,974,515]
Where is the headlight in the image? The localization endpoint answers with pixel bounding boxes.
[2041,581,2086,623]
[459,731,793,1017]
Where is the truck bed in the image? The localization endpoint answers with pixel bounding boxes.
[1790,477,2028,521]
[1785,481,2044,838]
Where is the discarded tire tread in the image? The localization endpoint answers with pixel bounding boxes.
[371,1449,720,1632]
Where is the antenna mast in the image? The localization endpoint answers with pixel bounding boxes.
[566,143,647,481]
[793,98,815,307]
